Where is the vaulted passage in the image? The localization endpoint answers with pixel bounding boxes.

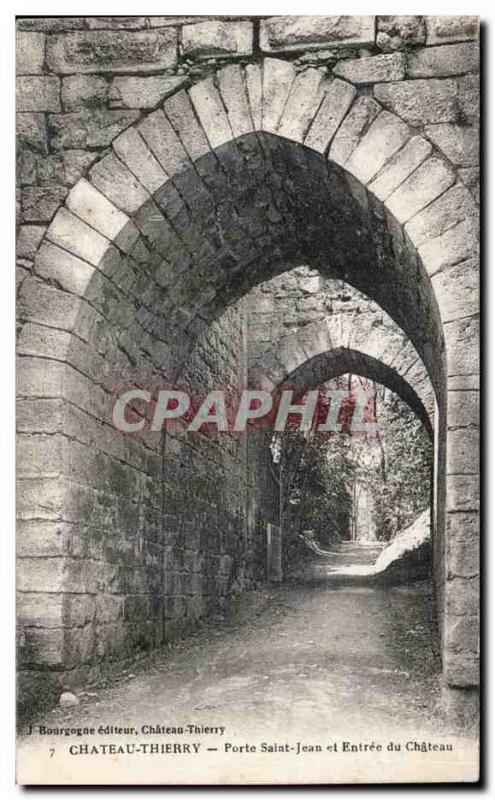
[17,38,479,724]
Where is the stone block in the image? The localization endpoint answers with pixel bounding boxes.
[139,109,191,177]
[113,127,166,194]
[334,53,405,84]
[446,575,479,619]
[385,157,456,224]
[426,16,479,46]
[89,152,149,216]
[189,78,232,149]
[444,316,479,378]
[376,16,425,51]
[17,557,66,593]
[459,167,480,203]
[444,615,479,653]
[374,78,458,125]
[109,75,186,109]
[425,123,478,167]
[17,18,86,32]
[446,427,479,475]
[16,32,45,74]
[408,42,479,78]
[17,112,48,153]
[346,110,410,184]
[61,74,108,111]
[17,225,46,259]
[34,242,95,296]
[446,474,480,511]
[21,186,67,222]
[368,136,432,201]
[260,16,375,53]
[47,30,178,74]
[277,68,325,143]
[19,627,65,667]
[47,207,109,267]
[163,90,211,162]
[404,182,478,248]
[66,178,133,245]
[328,96,380,166]
[305,78,356,153]
[245,64,262,129]
[431,259,479,323]
[457,74,480,122]
[182,20,253,59]
[447,512,479,578]
[48,109,139,150]
[217,64,254,139]
[86,17,147,30]
[17,76,61,112]
[261,58,296,134]
[18,591,63,627]
[419,217,478,275]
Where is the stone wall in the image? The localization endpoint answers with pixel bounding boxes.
[16,15,480,705]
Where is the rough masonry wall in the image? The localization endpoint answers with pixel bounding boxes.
[16,15,480,701]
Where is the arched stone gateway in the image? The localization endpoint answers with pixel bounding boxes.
[249,314,435,433]
[17,43,479,711]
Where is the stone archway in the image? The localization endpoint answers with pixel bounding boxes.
[17,56,479,704]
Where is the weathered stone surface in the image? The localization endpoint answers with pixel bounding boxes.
[334,53,405,84]
[17,77,61,113]
[17,32,45,74]
[260,16,375,53]
[61,75,108,112]
[89,152,149,215]
[86,17,147,30]
[404,182,478,248]
[444,650,479,688]
[182,21,253,59]
[305,78,356,153]
[113,128,167,193]
[217,64,255,139]
[374,79,458,125]
[385,157,456,224]
[34,242,95,297]
[108,75,187,109]
[346,110,410,184]
[376,16,425,52]
[445,615,479,655]
[444,317,480,378]
[245,64,262,129]
[432,259,479,323]
[17,18,86,32]
[189,78,232,149]
[47,30,178,74]
[17,225,46,259]
[447,388,479,429]
[408,42,479,78]
[446,474,480,511]
[425,123,478,167]
[457,74,479,122]
[47,207,109,266]
[18,149,98,188]
[48,109,139,150]
[426,16,479,46]
[163,91,211,161]
[138,109,190,177]
[261,58,296,134]
[458,167,480,203]
[277,68,326,143]
[17,113,48,154]
[368,136,432,201]
[66,178,132,244]
[419,217,478,275]
[328,96,380,166]
[21,186,68,222]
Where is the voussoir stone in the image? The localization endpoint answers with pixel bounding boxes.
[305,78,356,153]
[425,123,478,167]
[408,42,479,79]
[333,53,405,84]
[426,16,479,46]
[385,157,456,224]
[345,110,410,184]
[328,96,380,166]
[368,135,432,201]
[260,16,375,53]
[17,76,61,113]
[181,21,253,59]
[16,32,45,74]
[47,30,178,74]
[109,75,187,109]
[404,182,478,248]
[431,258,479,323]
